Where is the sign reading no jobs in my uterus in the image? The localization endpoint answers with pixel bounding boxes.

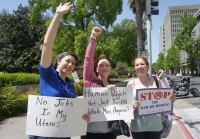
[136,88,173,116]
[84,87,134,122]
[26,95,88,137]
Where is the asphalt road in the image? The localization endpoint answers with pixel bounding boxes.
[171,76,200,109]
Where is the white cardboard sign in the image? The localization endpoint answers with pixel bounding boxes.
[83,87,134,122]
[26,95,88,137]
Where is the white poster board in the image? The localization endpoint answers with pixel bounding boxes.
[136,88,173,116]
[161,78,170,88]
[84,87,134,122]
[26,95,88,137]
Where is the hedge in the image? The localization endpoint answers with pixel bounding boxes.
[0,73,39,87]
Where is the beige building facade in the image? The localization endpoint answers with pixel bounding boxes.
[159,5,200,75]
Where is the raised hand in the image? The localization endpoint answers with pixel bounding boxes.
[91,27,102,38]
[56,2,73,15]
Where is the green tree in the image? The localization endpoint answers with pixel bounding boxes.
[74,19,138,66]
[155,52,165,71]
[0,5,46,73]
[28,0,123,60]
[28,0,123,29]
[111,19,137,65]
[128,0,146,56]
[115,61,128,73]
[165,45,180,74]
[174,11,200,75]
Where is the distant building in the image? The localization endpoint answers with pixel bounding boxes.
[158,22,165,55]
[194,9,200,40]
[159,5,200,75]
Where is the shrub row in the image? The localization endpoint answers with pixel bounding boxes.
[0,80,84,117]
[0,73,39,87]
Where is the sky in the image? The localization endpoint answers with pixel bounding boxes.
[1,0,200,63]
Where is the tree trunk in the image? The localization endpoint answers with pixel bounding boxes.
[135,0,143,56]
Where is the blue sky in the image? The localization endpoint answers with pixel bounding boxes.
[1,0,200,63]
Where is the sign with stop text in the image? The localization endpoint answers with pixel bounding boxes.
[136,88,173,116]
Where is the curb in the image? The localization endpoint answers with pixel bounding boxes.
[171,113,194,139]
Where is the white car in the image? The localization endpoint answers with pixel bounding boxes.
[176,73,182,78]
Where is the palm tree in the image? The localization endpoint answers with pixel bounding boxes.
[128,0,146,56]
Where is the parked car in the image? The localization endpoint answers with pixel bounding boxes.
[176,73,182,78]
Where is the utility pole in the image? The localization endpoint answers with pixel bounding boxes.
[145,0,159,76]
[146,15,152,76]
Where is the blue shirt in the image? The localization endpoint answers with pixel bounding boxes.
[39,63,76,98]
[28,63,75,139]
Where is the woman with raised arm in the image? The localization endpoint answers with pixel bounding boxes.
[28,2,90,139]
[81,27,117,139]
[127,56,176,139]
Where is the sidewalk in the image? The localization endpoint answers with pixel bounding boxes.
[1,100,199,139]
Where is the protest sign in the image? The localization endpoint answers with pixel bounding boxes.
[84,87,134,122]
[26,95,88,137]
[136,88,173,116]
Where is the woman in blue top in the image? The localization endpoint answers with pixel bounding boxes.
[28,2,90,139]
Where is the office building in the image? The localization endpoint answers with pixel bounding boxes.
[159,5,200,74]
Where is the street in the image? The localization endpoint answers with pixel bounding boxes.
[171,76,200,109]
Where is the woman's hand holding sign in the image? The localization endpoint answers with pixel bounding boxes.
[82,114,91,123]
[133,101,140,109]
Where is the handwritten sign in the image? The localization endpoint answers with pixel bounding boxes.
[26,95,88,137]
[136,88,173,116]
[83,87,134,122]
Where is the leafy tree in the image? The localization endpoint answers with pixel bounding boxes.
[115,61,128,71]
[28,0,123,61]
[165,45,180,74]
[155,52,165,71]
[174,11,200,75]
[28,0,123,29]
[0,5,46,73]
[128,0,146,56]
[74,19,137,66]
[111,19,137,65]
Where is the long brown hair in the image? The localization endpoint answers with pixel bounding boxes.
[94,57,114,84]
[132,56,149,73]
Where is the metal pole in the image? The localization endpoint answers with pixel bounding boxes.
[198,62,200,77]
[146,15,152,76]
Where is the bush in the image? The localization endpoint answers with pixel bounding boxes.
[0,73,39,87]
[0,86,39,116]
[74,80,83,96]
[110,70,118,78]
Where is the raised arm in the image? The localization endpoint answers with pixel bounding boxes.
[40,2,73,68]
[83,27,102,83]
